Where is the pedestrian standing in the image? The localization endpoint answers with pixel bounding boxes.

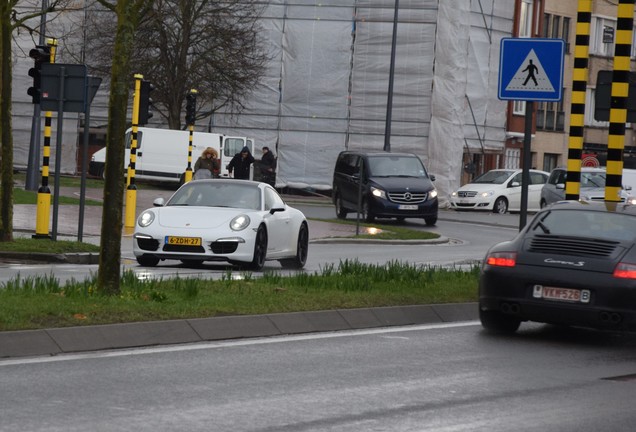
[227,146,255,180]
[194,147,220,179]
[260,146,276,187]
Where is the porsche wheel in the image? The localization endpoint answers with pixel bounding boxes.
[280,223,309,269]
[136,255,159,267]
[249,225,268,270]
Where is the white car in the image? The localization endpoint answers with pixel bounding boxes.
[449,169,549,214]
[133,179,309,270]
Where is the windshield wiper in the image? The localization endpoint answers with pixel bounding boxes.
[533,212,551,234]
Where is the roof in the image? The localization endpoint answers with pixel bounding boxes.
[546,200,636,215]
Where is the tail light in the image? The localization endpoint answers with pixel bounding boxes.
[613,263,636,279]
[485,252,517,267]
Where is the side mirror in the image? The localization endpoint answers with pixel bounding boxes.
[430,175,436,182]
[270,207,285,214]
[556,183,565,190]
[153,197,165,207]
[509,181,520,188]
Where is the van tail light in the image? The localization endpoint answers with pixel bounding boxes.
[486,252,517,267]
[613,263,636,279]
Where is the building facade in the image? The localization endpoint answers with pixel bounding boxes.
[503,0,636,179]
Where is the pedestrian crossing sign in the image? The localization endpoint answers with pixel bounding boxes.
[498,38,565,102]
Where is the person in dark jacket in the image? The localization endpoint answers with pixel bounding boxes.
[227,146,255,180]
[260,146,276,187]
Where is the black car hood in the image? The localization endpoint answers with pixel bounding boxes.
[368,176,434,192]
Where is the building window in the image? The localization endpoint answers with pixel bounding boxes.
[543,13,571,53]
[584,88,610,127]
[551,16,561,39]
[563,17,571,53]
[591,16,616,57]
[513,100,526,115]
[536,90,566,131]
[519,0,534,37]
[543,13,551,37]
[505,148,521,169]
[543,153,559,172]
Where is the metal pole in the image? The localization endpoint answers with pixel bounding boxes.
[356,157,364,235]
[51,66,66,241]
[519,101,533,231]
[383,0,399,152]
[78,76,93,242]
[25,0,49,191]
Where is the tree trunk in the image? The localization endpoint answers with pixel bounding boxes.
[0,3,15,242]
[96,0,141,295]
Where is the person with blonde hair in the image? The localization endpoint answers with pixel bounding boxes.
[194,147,220,179]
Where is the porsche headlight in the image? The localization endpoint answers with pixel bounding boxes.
[230,214,250,231]
[137,211,155,227]
[370,186,386,199]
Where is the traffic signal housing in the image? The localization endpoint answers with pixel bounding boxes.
[139,80,154,125]
[185,90,197,125]
[27,45,51,104]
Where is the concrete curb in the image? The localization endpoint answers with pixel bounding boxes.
[0,303,478,359]
[310,236,450,245]
[2,236,449,264]
[0,251,100,264]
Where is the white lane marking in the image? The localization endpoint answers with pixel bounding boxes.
[0,321,479,366]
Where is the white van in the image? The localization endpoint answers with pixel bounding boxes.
[89,127,254,183]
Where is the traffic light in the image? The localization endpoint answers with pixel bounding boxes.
[139,80,154,125]
[185,90,197,125]
[594,70,636,122]
[27,45,51,104]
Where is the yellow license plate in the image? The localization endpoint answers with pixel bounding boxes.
[166,236,202,246]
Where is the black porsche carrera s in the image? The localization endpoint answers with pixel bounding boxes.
[479,200,636,333]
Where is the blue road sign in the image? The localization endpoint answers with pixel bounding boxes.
[498,38,565,101]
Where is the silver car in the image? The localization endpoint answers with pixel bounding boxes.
[540,167,635,207]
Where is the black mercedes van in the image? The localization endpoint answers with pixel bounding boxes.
[332,151,438,225]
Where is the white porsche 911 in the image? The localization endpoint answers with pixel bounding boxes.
[133,179,309,270]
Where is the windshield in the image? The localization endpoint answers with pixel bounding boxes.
[167,181,261,210]
[471,170,515,184]
[367,156,428,177]
[580,172,606,188]
[532,209,636,241]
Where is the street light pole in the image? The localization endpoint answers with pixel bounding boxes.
[384,0,399,152]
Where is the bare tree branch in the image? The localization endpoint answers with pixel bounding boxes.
[67,0,269,129]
